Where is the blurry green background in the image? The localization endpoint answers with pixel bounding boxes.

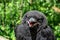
[0,0,60,40]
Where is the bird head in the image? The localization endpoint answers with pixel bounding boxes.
[22,10,48,28]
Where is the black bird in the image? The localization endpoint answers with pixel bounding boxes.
[15,10,55,40]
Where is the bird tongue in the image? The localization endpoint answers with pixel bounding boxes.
[29,22,33,27]
[29,23,33,27]
[29,22,36,27]
[27,21,36,27]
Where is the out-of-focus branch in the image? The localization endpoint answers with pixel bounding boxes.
[52,6,60,13]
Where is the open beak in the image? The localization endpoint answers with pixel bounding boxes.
[27,18,37,27]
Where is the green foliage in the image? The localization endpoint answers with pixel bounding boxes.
[0,0,60,40]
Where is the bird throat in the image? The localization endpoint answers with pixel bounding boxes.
[29,25,38,40]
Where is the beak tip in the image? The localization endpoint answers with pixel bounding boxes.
[29,18,36,22]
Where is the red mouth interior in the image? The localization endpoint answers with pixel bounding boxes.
[29,22,36,25]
